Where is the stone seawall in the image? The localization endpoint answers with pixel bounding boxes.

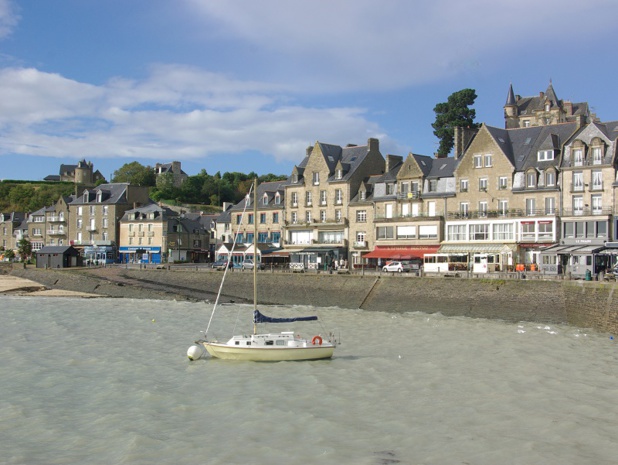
[9,266,618,334]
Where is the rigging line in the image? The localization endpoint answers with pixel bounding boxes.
[204,182,255,336]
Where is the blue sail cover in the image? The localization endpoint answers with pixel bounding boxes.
[253,309,318,324]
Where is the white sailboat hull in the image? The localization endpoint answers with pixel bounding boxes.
[202,338,335,361]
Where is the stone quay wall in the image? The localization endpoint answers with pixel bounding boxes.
[8,265,618,334]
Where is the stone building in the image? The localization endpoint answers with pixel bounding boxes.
[283,138,385,270]
[155,161,188,188]
[504,81,597,129]
[44,159,106,185]
[67,183,150,262]
[0,212,25,254]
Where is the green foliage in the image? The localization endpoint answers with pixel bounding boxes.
[17,238,32,261]
[112,161,157,186]
[0,181,75,212]
[4,249,15,260]
[432,88,480,157]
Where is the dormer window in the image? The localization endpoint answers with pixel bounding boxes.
[275,193,281,205]
[573,148,583,167]
[263,194,268,206]
[526,172,536,188]
[312,172,320,185]
[96,191,103,202]
[335,169,343,180]
[292,173,298,184]
[359,190,366,201]
[592,146,603,165]
[537,149,554,161]
[83,192,89,202]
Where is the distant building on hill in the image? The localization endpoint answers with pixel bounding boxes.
[155,161,188,188]
[44,159,106,186]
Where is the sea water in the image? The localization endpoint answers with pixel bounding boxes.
[1,296,617,465]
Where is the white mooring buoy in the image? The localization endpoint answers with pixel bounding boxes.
[187,344,205,361]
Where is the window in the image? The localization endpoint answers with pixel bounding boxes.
[335,210,341,222]
[359,190,366,201]
[291,192,298,207]
[538,222,553,240]
[484,154,492,167]
[77,219,83,229]
[335,169,343,180]
[537,149,554,161]
[103,218,108,228]
[376,226,394,239]
[474,155,482,168]
[419,225,438,239]
[260,213,266,224]
[291,212,297,224]
[526,172,536,188]
[526,198,536,216]
[545,197,556,214]
[356,231,366,243]
[291,173,299,183]
[492,223,513,241]
[313,172,320,185]
[263,194,268,206]
[499,177,508,190]
[592,195,602,215]
[89,206,95,215]
[429,180,438,192]
[356,210,367,223]
[460,179,468,192]
[573,148,583,166]
[573,172,584,191]
[447,224,466,241]
[545,171,555,187]
[521,222,535,240]
[335,189,343,205]
[305,211,312,223]
[319,231,343,244]
[320,210,326,222]
[592,146,603,165]
[469,224,488,240]
[397,226,416,239]
[77,206,83,216]
[275,193,281,205]
[498,200,508,215]
[385,204,393,219]
[479,201,488,217]
[272,212,279,223]
[102,206,108,216]
[271,231,281,243]
[592,170,602,190]
[320,190,327,205]
[248,214,254,224]
[306,191,312,206]
[386,184,395,195]
[460,202,469,217]
[479,178,488,191]
[573,196,583,215]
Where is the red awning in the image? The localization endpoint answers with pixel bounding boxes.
[363,246,439,260]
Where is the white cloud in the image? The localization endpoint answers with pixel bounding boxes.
[185,0,618,91]
[0,66,385,163]
[0,0,18,39]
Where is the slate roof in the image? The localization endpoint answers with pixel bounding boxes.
[69,183,134,205]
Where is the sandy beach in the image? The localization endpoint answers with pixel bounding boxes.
[0,274,102,298]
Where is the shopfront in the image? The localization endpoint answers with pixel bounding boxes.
[119,246,162,264]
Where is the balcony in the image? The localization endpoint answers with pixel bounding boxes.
[47,230,66,236]
[128,232,136,237]
[353,241,368,249]
[447,208,560,220]
[397,191,421,200]
[47,216,66,223]
[86,226,98,232]
[375,212,441,221]
[561,207,612,217]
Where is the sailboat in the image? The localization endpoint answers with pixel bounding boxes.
[187,179,337,361]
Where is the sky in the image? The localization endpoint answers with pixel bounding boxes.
[0,0,617,182]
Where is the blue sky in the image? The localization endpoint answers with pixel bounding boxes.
[1,0,617,182]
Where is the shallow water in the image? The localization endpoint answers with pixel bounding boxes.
[1,296,617,465]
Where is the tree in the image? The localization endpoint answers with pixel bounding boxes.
[17,238,32,262]
[4,248,15,261]
[112,162,156,186]
[432,88,480,157]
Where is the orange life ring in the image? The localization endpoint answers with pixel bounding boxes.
[311,335,323,345]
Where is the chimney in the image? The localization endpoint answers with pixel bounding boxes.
[539,92,545,98]
[368,138,379,153]
[564,101,573,116]
[385,154,403,173]
[306,146,313,158]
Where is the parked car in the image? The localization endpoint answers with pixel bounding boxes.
[242,259,265,270]
[382,261,412,273]
[211,259,229,270]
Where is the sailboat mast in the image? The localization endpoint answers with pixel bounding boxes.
[253,177,258,334]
